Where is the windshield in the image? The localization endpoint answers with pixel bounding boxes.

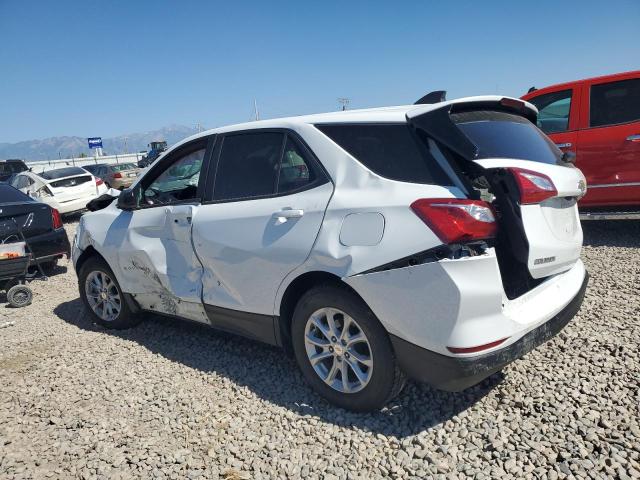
[111,163,137,172]
[452,110,562,164]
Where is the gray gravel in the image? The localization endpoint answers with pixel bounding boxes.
[1,219,639,479]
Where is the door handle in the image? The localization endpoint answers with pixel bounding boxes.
[275,209,304,224]
[626,134,640,142]
[555,142,573,149]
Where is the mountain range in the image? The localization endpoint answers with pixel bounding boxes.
[0,125,200,161]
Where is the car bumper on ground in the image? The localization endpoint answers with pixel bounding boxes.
[391,272,589,391]
[28,228,71,265]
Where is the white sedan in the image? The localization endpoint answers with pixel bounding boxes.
[11,167,108,215]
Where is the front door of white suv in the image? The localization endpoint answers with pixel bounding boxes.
[191,131,333,342]
[113,138,212,323]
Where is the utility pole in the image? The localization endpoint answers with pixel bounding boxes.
[195,122,203,133]
[253,99,260,121]
[124,137,128,154]
[337,97,350,111]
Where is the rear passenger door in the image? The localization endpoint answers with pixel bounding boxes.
[577,76,640,207]
[192,130,333,342]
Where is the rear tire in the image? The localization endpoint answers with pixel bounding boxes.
[78,256,140,329]
[291,284,406,412]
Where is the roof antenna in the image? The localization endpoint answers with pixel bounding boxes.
[414,90,447,105]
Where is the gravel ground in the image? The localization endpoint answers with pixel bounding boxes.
[1,219,639,480]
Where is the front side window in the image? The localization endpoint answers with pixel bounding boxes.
[213,132,283,201]
[590,78,640,127]
[452,110,562,164]
[142,147,206,205]
[528,89,572,134]
[316,124,450,185]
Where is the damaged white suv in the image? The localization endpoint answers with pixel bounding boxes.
[73,95,589,411]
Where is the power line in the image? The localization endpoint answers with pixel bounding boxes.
[337,97,351,111]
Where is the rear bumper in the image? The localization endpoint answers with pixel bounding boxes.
[47,195,97,215]
[391,272,589,391]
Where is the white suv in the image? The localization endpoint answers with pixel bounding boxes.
[73,96,589,411]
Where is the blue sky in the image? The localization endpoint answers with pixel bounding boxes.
[1,0,638,143]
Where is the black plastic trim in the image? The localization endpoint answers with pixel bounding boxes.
[390,272,589,392]
[204,304,278,346]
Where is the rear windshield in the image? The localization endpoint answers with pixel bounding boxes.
[316,124,451,185]
[451,110,562,164]
[40,167,87,179]
[0,184,33,203]
[111,163,137,172]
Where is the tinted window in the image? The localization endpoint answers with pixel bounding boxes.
[528,89,572,134]
[0,162,28,175]
[590,78,640,127]
[277,137,317,194]
[213,133,283,201]
[316,124,450,185]
[110,163,138,172]
[452,110,561,164]
[40,167,87,180]
[143,147,205,205]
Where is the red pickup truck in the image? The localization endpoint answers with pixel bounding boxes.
[522,70,640,219]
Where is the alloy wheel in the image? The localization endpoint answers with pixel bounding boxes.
[84,270,121,322]
[304,307,373,393]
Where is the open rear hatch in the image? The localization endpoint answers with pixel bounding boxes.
[407,97,586,298]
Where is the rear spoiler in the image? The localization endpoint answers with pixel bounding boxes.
[406,96,538,161]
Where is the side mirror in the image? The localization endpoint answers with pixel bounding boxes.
[561,150,577,165]
[117,188,138,210]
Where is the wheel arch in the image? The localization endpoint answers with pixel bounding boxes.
[277,270,371,355]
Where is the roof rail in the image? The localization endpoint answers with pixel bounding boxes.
[414,90,447,105]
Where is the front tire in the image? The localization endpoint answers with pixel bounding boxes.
[78,256,140,329]
[291,284,406,412]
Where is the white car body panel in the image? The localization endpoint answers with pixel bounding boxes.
[192,182,334,314]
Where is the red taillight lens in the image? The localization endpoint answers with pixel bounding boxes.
[509,167,557,205]
[95,177,104,186]
[113,172,123,179]
[52,208,63,229]
[410,198,497,244]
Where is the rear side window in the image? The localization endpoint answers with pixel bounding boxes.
[213,132,283,201]
[316,124,451,185]
[277,136,317,194]
[452,110,561,164]
[590,78,640,127]
[528,89,572,134]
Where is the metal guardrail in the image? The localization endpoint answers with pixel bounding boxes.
[25,153,145,174]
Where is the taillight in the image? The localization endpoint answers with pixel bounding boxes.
[410,198,497,244]
[52,208,63,229]
[95,177,104,186]
[113,172,123,179]
[509,168,557,205]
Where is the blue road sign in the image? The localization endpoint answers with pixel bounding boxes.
[88,137,103,149]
